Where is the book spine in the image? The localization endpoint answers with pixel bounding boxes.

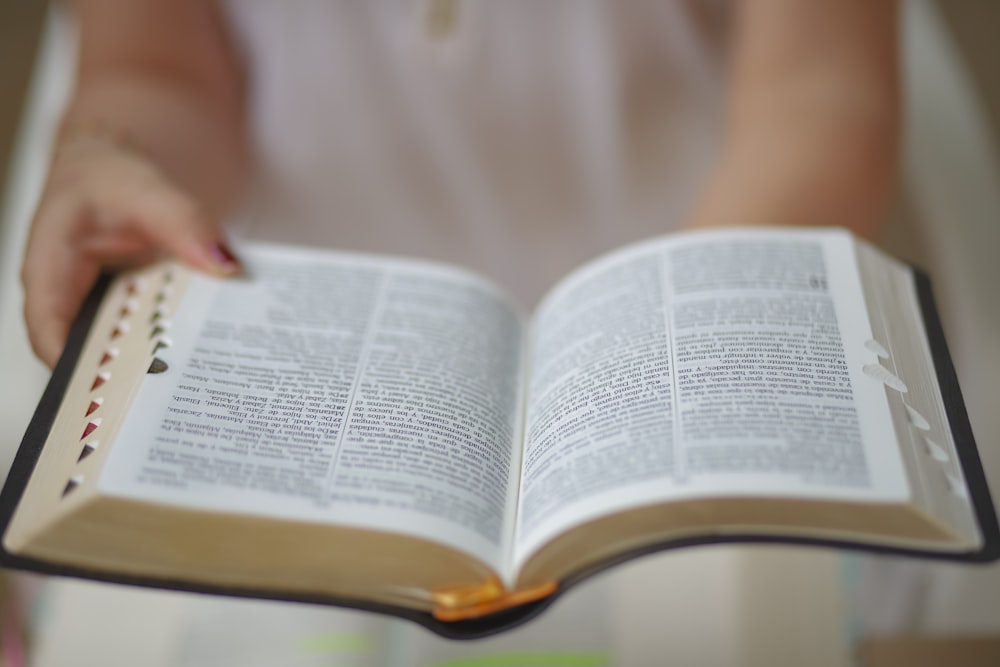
[912,270,1000,561]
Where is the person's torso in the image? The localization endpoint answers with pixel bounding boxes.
[224,0,726,306]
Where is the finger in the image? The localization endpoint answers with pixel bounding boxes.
[95,169,242,276]
[22,235,101,368]
[75,225,151,257]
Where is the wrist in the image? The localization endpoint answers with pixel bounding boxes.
[686,140,895,240]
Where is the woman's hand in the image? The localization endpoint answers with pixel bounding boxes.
[21,128,239,368]
[20,0,247,367]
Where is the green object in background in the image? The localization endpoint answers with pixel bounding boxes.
[298,633,610,667]
[300,632,374,655]
[428,652,610,667]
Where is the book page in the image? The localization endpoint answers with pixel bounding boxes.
[98,243,526,571]
[515,228,908,563]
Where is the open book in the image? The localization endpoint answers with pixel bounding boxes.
[2,227,997,638]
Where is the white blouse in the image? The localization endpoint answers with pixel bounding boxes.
[222,0,726,307]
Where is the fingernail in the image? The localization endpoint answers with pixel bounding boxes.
[208,241,241,274]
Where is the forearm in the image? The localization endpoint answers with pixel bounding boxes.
[691,106,899,239]
[62,0,247,216]
[689,0,900,239]
[63,75,247,217]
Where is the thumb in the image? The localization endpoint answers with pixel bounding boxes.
[21,238,102,369]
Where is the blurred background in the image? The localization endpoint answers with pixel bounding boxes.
[0,2,998,666]
[0,3,47,198]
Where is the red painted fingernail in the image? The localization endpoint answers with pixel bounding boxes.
[208,242,240,273]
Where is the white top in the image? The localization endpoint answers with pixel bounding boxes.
[222,0,726,307]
